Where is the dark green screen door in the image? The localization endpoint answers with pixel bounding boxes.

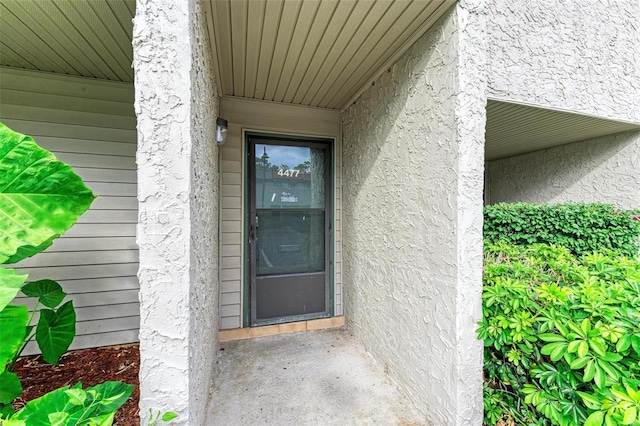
[248,136,331,326]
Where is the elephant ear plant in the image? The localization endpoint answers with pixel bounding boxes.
[0,123,133,424]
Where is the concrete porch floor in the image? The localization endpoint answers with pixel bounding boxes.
[205,328,427,425]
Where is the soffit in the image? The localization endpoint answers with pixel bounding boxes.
[0,0,134,83]
[204,0,455,110]
[485,99,640,161]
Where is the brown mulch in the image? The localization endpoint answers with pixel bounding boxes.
[12,344,140,426]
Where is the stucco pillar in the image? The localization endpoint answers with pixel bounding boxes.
[454,0,486,422]
[341,1,486,424]
[133,0,219,424]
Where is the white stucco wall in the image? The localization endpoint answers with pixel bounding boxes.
[488,130,640,210]
[134,0,219,424]
[188,1,220,424]
[341,2,486,424]
[488,0,640,122]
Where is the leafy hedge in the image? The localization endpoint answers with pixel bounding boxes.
[484,203,640,257]
[479,244,640,426]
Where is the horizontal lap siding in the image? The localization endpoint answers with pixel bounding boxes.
[1,67,139,354]
[219,113,243,329]
[334,138,343,316]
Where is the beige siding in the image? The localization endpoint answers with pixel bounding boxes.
[0,66,138,354]
[219,97,342,329]
[334,134,343,314]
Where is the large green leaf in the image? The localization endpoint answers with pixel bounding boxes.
[47,412,69,426]
[9,385,71,423]
[0,268,27,311]
[84,412,116,426]
[0,305,28,374]
[11,382,132,425]
[4,241,56,266]
[0,402,17,419]
[0,419,25,426]
[85,381,134,414]
[0,123,95,264]
[0,371,22,404]
[36,301,75,364]
[21,279,65,309]
[66,382,133,424]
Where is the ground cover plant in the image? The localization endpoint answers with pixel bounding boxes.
[479,243,640,426]
[0,122,133,425]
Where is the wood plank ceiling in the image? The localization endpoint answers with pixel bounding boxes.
[0,0,135,82]
[486,99,640,160]
[204,0,454,110]
[0,0,454,110]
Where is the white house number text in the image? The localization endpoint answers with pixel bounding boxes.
[277,168,301,178]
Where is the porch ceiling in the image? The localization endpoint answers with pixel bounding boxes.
[485,99,640,161]
[0,0,135,82]
[1,0,454,109]
[204,0,455,110]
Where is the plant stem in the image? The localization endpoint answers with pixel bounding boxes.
[7,302,39,372]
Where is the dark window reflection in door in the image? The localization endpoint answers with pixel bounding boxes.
[254,144,325,209]
[256,210,325,276]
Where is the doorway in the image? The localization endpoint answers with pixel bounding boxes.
[247,135,333,326]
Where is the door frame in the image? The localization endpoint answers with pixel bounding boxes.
[243,131,335,327]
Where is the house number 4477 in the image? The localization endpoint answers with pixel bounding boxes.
[277,168,301,178]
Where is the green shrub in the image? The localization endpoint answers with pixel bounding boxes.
[484,203,640,257]
[478,243,640,426]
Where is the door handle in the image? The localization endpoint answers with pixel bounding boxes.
[249,224,256,242]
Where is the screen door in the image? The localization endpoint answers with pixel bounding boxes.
[248,136,331,326]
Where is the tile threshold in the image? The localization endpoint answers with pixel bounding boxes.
[218,316,345,342]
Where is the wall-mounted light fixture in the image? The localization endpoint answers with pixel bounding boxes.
[216,117,228,145]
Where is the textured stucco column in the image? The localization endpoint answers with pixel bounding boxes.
[134,0,219,424]
[341,1,486,424]
[454,1,487,422]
